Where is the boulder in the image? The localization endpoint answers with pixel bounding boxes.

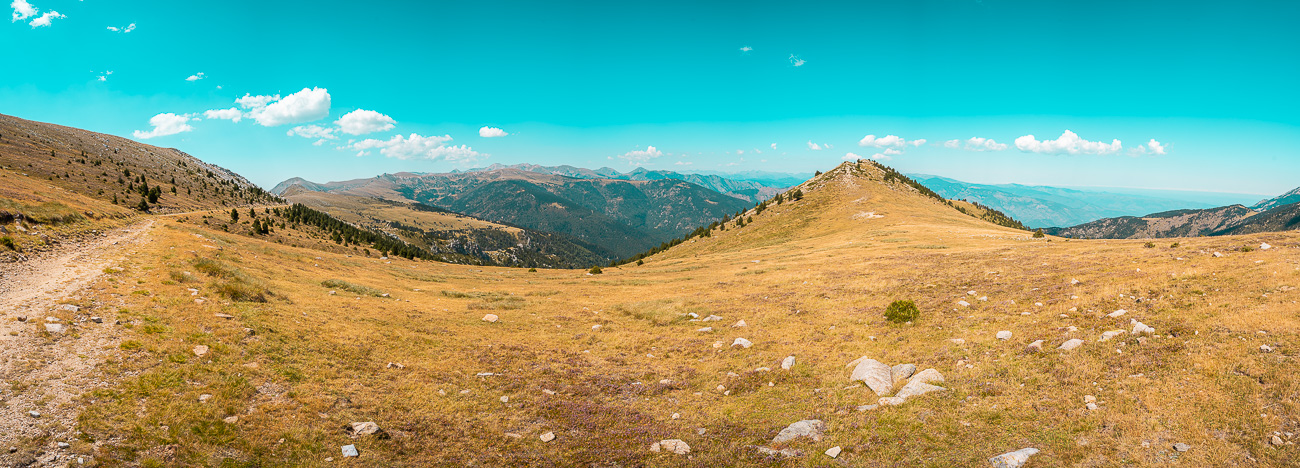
[895,381,945,399]
[849,358,893,396]
[1261,243,1272,250]
[781,356,796,370]
[996,331,1012,340]
[649,439,690,454]
[1108,309,1127,318]
[193,345,209,357]
[890,364,916,384]
[825,446,842,458]
[1026,340,1044,353]
[1131,320,1154,335]
[754,446,802,458]
[772,419,825,444]
[732,337,754,348]
[878,396,906,406]
[347,422,383,437]
[1099,330,1126,341]
[482,314,499,323]
[44,323,66,334]
[341,445,359,457]
[909,368,945,385]
[989,448,1038,468]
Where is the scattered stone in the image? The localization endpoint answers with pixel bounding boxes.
[44,323,66,334]
[1086,403,1098,410]
[504,432,523,439]
[649,439,691,454]
[1261,345,1273,353]
[671,413,680,419]
[193,345,209,357]
[1099,330,1126,341]
[958,300,971,307]
[45,317,59,323]
[1071,278,1080,285]
[1131,320,1154,335]
[57,442,69,449]
[732,337,753,348]
[16,316,26,322]
[1026,340,1044,353]
[989,448,1039,468]
[1272,435,1284,445]
[1213,252,1224,258]
[198,394,212,403]
[895,381,945,399]
[348,422,382,437]
[1173,443,1190,452]
[592,325,602,331]
[1108,309,1127,318]
[28,411,40,418]
[57,304,80,312]
[540,432,556,442]
[1261,243,1272,250]
[754,446,802,458]
[825,446,842,458]
[223,416,238,423]
[856,404,878,411]
[996,330,1012,340]
[387,362,405,369]
[891,364,916,383]
[772,419,825,444]
[878,396,906,406]
[950,338,965,345]
[733,320,747,327]
[978,296,988,302]
[1034,302,1043,307]
[781,356,796,370]
[213,313,233,319]
[90,316,103,323]
[341,445,359,457]
[1084,395,1096,403]
[849,358,893,396]
[697,327,713,333]
[500,396,509,403]
[910,368,945,385]
[702,315,723,322]
[482,314,499,323]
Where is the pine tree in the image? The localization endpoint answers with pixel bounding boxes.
[230,208,239,222]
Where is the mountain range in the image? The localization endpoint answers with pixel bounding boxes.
[1043,188,1300,239]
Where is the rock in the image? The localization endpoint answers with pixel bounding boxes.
[193,345,209,357]
[1071,278,1080,285]
[1213,252,1224,258]
[1261,243,1272,250]
[702,315,723,322]
[772,419,825,444]
[781,356,796,370]
[878,396,906,406]
[1260,344,1273,353]
[856,404,878,411]
[754,446,803,458]
[1099,330,1126,341]
[733,320,747,327]
[57,304,80,312]
[223,416,238,423]
[910,368,945,385]
[958,300,971,307]
[215,313,235,319]
[1086,403,1098,410]
[16,316,26,322]
[732,337,753,348]
[849,358,893,396]
[591,325,602,331]
[895,381,945,399]
[890,364,916,384]
[650,439,690,454]
[57,442,69,449]
[1173,442,1190,452]
[996,331,1012,340]
[1026,340,1044,353]
[696,327,713,332]
[825,446,842,458]
[1108,309,1127,318]
[1084,395,1096,403]
[198,394,212,402]
[44,323,66,333]
[482,314,499,323]
[540,432,556,442]
[348,421,382,437]
[950,338,965,345]
[341,445,358,457]
[90,316,103,323]
[28,411,40,418]
[1131,320,1154,335]
[989,448,1039,468]
[1272,435,1284,445]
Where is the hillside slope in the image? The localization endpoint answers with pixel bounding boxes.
[1043,205,1257,239]
[466,163,786,203]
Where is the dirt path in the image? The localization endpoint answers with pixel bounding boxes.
[0,219,153,465]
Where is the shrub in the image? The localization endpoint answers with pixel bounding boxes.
[636,259,644,266]
[0,236,14,250]
[1170,242,1180,248]
[884,300,920,323]
[213,280,268,302]
[1144,242,1155,248]
[589,266,603,275]
[528,267,538,272]
[321,279,384,297]
[1032,229,1045,238]
[1241,245,1254,252]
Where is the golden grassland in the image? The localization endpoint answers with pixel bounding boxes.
[0,167,136,255]
[9,162,1300,466]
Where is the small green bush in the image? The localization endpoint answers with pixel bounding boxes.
[528,267,538,272]
[636,259,644,266]
[589,266,603,275]
[1144,242,1155,248]
[1032,229,1045,238]
[0,236,14,250]
[1170,242,1180,248]
[884,300,920,323]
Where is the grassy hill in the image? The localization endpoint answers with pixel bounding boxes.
[4,146,1293,467]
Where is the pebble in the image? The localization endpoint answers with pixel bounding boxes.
[341,445,358,457]
[825,446,842,458]
[540,432,556,442]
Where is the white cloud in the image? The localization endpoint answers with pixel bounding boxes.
[964,137,1008,151]
[789,54,806,67]
[911,139,927,147]
[842,152,861,161]
[943,139,960,149]
[478,126,508,138]
[740,46,752,52]
[870,153,892,161]
[1014,130,1121,155]
[770,143,777,150]
[334,109,395,135]
[247,87,330,126]
[11,0,35,21]
[94,70,112,82]
[236,93,280,110]
[737,149,744,155]
[858,134,909,148]
[883,148,902,155]
[1129,138,1168,156]
[806,141,821,150]
[186,72,205,82]
[107,23,135,32]
[132,113,193,139]
[675,160,692,166]
[617,145,664,164]
[287,124,336,140]
[27,9,62,27]
[203,107,242,123]
[350,133,480,162]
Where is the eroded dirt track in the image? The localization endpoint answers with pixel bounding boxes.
[0,220,152,465]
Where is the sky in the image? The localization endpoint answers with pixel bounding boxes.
[2,0,1298,195]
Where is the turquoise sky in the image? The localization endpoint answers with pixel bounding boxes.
[3,0,1297,194]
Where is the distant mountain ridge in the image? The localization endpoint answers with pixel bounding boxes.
[1254,186,1300,211]
[462,163,787,203]
[1042,183,1300,239]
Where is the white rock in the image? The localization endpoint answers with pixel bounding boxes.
[1058,339,1084,351]
[650,439,691,454]
[1084,395,1096,403]
[958,300,971,307]
[45,323,66,333]
[910,368,945,385]
[1026,340,1044,353]
[482,314,499,323]
[1034,302,1043,307]
[989,448,1039,468]
[849,358,893,396]
[895,381,945,399]
[198,394,212,402]
[733,320,747,327]
[28,411,40,418]
[57,304,80,312]
[1086,402,1098,410]
[1108,309,1127,318]
[754,446,802,458]
[890,364,916,384]
[348,421,382,437]
[772,419,825,444]
[224,416,238,423]
[702,315,723,322]
[996,330,1012,340]
[732,337,753,348]
[781,356,796,370]
[1260,243,1272,250]
[1071,278,1080,285]
[1131,320,1155,335]
[878,396,906,406]
[194,345,209,357]
[950,338,966,345]
[697,327,713,333]
[341,445,359,457]
[978,296,988,302]
[825,446,842,458]
[1213,252,1224,258]
[1099,330,1126,341]
[540,432,556,442]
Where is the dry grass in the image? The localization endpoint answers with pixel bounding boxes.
[33,162,1298,466]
